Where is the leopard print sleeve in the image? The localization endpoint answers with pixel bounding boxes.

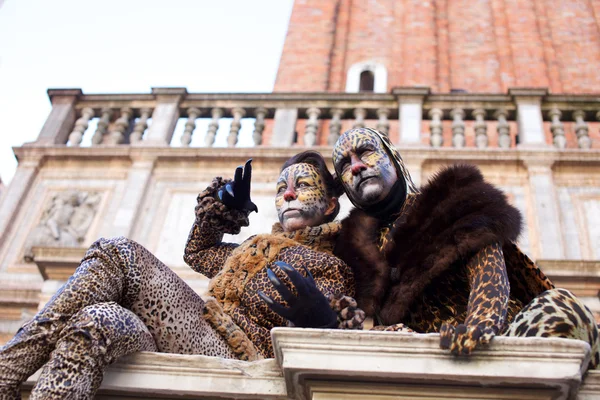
[309,253,365,330]
[463,242,510,333]
[183,177,249,278]
[439,242,510,355]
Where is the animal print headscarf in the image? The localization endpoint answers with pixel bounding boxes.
[333,127,419,217]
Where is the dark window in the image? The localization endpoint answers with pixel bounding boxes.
[359,70,375,92]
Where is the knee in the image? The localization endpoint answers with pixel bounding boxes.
[62,303,155,353]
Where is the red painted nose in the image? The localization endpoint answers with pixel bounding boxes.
[283,188,297,201]
[350,155,367,176]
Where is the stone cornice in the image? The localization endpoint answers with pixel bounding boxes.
[31,246,86,280]
[12,145,600,166]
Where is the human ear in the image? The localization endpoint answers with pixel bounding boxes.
[324,197,338,216]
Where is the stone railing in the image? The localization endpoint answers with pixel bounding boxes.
[35,87,599,150]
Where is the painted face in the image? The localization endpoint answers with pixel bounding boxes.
[332,128,398,207]
[275,163,333,232]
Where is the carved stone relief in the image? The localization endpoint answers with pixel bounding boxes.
[23,190,101,261]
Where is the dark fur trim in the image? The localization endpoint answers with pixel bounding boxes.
[337,164,524,324]
[379,164,522,323]
[334,209,389,316]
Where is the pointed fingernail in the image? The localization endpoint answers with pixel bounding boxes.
[258,291,273,304]
[266,268,279,283]
[275,261,293,271]
[226,184,234,197]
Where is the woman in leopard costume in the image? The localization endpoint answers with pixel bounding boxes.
[0,151,364,400]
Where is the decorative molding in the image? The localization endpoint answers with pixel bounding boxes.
[272,328,590,400]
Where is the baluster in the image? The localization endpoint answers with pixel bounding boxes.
[328,109,343,146]
[91,107,112,145]
[548,108,565,149]
[473,108,488,149]
[227,108,245,147]
[130,108,152,143]
[450,108,465,148]
[180,107,201,147]
[428,108,443,147]
[573,110,591,149]
[252,107,267,146]
[304,108,321,146]
[494,109,511,149]
[376,108,390,136]
[67,107,94,147]
[109,108,133,145]
[205,108,223,147]
[353,108,366,129]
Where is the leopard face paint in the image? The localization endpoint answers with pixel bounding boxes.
[275,163,330,232]
[333,128,398,207]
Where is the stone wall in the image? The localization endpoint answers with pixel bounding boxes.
[275,0,600,94]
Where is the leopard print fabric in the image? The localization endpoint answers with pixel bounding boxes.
[183,177,249,278]
[376,240,600,367]
[371,196,599,367]
[206,221,359,359]
[503,288,600,369]
[29,302,157,400]
[0,236,236,400]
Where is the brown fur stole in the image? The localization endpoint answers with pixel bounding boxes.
[336,164,523,324]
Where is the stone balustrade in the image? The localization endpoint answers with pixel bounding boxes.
[37,87,599,150]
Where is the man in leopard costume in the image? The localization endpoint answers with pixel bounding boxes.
[328,127,599,368]
[0,152,364,400]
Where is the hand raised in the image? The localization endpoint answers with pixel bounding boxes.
[218,159,258,213]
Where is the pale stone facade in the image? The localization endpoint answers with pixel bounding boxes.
[1,87,599,398]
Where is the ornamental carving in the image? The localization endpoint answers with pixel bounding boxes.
[24,190,101,261]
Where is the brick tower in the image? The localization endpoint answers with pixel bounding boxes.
[274,0,600,94]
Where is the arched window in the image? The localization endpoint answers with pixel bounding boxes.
[345,62,387,93]
[359,70,375,92]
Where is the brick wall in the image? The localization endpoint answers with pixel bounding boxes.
[274,0,600,94]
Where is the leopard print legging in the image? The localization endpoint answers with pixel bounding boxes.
[0,236,235,400]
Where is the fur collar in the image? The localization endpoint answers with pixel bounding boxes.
[336,164,523,323]
[271,220,341,254]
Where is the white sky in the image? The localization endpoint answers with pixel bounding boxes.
[0,0,294,184]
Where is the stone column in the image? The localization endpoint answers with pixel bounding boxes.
[252,107,267,146]
[509,88,548,147]
[523,157,564,259]
[67,107,94,147]
[0,154,42,249]
[36,89,83,145]
[304,108,320,146]
[393,87,430,146]
[140,88,187,146]
[328,109,343,146]
[104,154,156,238]
[270,109,298,146]
[227,108,246,147]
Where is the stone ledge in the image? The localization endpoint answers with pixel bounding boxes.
[31,246,86,280]
[20,329,596,399]
[271,328,591,400]
[24,352,287,400]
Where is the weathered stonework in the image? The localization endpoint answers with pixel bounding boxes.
[0,87,598,398]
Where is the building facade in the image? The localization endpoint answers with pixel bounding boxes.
[1,0,600,398]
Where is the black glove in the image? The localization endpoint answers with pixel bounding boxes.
[258,261,338,328]
[218,159,258,213]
